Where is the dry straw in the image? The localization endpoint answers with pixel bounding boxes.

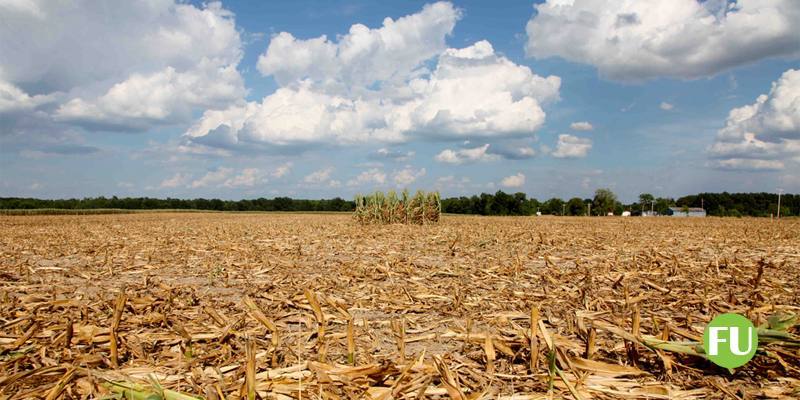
[1,213,798,399]
[354,190,441,224]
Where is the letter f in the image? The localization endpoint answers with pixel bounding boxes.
[708,327,727,356]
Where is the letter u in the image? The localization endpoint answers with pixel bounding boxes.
[729,327,754,355]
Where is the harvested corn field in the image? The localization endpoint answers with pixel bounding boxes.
[0,213,798,399]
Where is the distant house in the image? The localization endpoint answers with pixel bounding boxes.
[621,211,631,217]
[666,207,706,217]
[642,211,658,217]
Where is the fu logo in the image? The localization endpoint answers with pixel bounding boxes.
[702,313,758,368]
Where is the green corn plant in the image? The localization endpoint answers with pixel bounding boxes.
[354,190,441,225]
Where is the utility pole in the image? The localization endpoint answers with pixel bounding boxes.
[587,202,591,217]
[562,203,566,216]
[777,189,783,219]
[650,200,655,215]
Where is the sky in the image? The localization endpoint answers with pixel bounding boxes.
[0,0,798,202]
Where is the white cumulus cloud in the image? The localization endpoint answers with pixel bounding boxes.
[393,166,426,186]
[525,0,800,81]
[160,172,191,189]
[552,134,593,159]
[186,3,560,149]
[303,167,334,184]
[570,121,593,131]
[660,102,674,111]
[257,2,460,88]
[0,80,55,114]
[190,167,233,188]
[271,162,293,178]
[348,168,387,187]
[373,148,415,161]
[516,146,537,158]
[0,1,244,133]
[501,172,526,188]
[434,144,499,164]
[709,69,800,170]
[223,168,264,188]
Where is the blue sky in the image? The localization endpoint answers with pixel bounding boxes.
[1,0,798,202]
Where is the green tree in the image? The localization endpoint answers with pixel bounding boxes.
[592,188,618,215]
[654,197,674,215]
[639,193,654,204]
[638,193,654,214]
[566,197,586,216]
[542,198,564,215]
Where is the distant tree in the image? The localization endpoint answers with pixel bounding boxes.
[490,191,513,215]
[524,198,540,215]
[542,198,564,215]
[2,192,798,217]
[639,193,654,204]
[654,197,674,215]
[638,193,654,213]
[592,188,618,215]
[566,197,586,216]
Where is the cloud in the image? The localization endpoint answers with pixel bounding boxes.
[190,167,233,188]
[54,63,245,131]
[187,3,560,149]
[517,147,537,158]
[709,69,800,170]
[0,1,244,133]
[525,0,800,81]
[347,168,386,186]
[396,40,560,139]
[660,102,674,111]
[160,172,191,189]
[271,162,292,178]
[435,144,498,164]
[223,168,264,188]
[435,175,472,190]
[552,134,592,159]
[372,148,415,161]
[17,142,100,158]
[0,80,55,114]
[487,144,537,160]
[570,121,593,131]
[257,2,460,88]
[710,158,785,171]
[392,166,426,186]
[303,167,334,184]
[501,172,525,188]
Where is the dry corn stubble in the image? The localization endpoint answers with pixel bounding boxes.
[0,212,798,399]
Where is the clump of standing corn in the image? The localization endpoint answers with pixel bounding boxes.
[354,190,440,224]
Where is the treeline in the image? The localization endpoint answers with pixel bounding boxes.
[1,190,797,217]
[0,197,355,212]
[442,189,629,216]
[442,190,798,217]
[676,192,798,217]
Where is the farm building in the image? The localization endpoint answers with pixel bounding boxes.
[666,207,706,217]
